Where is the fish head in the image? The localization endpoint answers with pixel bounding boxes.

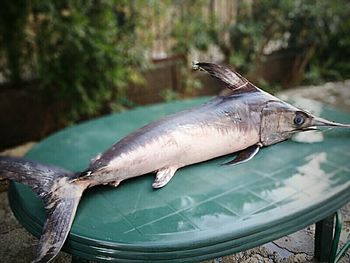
[260,100,350,146]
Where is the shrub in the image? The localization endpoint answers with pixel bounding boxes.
[214,0,350,87]
[0,0,148,122]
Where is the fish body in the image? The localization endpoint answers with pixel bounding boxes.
[1,62,349,262]
[84,91,271,187]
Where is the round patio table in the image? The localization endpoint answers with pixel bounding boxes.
[8,96,350,262]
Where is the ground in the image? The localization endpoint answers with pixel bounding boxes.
[0,81,349,262]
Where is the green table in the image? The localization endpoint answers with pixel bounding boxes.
[8,96,350,262]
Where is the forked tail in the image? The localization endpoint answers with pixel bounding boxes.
[0,156,89,263]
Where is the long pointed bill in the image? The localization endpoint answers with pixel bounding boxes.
[311,116,350,128]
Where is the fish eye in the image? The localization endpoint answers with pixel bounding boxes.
[294,113,305,126]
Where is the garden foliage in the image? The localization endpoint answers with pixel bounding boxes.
[0,0,148,121]
[0,0,349,123]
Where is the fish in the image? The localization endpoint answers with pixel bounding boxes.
[0,62,349,262]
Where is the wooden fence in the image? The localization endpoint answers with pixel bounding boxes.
[148,0,245,61]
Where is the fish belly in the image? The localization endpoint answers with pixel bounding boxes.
[170,125,259,166]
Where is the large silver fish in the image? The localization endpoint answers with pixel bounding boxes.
[1,62,349,262]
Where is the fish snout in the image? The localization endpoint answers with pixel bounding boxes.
[310,116,350,129]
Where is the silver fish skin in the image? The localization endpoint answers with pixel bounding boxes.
[84,91,274,187]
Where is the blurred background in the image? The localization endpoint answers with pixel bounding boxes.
[1,0,350,150]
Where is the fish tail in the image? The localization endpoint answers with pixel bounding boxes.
[0,156,89,263]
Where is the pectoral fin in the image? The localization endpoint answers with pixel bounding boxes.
[152,167,178,189]
[109,180,120,187]
[221,144,260,166]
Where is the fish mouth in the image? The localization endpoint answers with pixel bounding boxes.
[290,126,318,133]
[300,126,318,131]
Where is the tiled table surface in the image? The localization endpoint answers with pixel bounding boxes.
[9,96,350,262]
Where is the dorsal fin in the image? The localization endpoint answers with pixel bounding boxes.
[193,61,259,95]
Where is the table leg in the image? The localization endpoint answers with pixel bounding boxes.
[314,214,335,262]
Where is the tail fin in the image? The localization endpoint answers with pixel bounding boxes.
[0,156,89,263]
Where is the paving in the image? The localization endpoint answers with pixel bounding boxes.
[0,81,349,262]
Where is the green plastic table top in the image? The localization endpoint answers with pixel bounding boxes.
[8,96,350,262]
